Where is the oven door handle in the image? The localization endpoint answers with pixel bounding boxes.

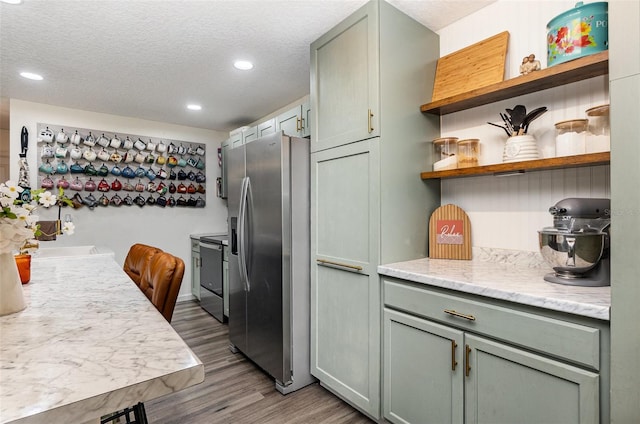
[199,242,222,251]
[238,176,251,292]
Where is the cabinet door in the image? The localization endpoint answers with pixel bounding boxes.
[230,132,242,148]
[275,105,303,137]
[302,100,311,138]
[465,334,599,424]
[311,138,380,418]
[257,118,276,138]
[242,126,258,144]
[310,0,379,152]
[191,249,201,301]
[384,309,464,424]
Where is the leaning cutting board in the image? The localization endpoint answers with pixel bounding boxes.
[431,31,509,102]
[429,204,472,260]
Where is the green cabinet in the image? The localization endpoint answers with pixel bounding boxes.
[311,139,380,417]
[257,118,275,138]
[230,132,242,149]
[242,126,258,144]
[190,238,201,301]
[310,0,379,152]
[275,101,311,138]
[220,139,231,199]
[309,1,441,419]
[383,278,607,424]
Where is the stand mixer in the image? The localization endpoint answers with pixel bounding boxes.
[538,198,611,286]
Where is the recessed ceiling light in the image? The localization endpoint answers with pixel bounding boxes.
[187,104,202,111]
[20,72,43,81]
[233,60,254,70]
[1,0,23,4]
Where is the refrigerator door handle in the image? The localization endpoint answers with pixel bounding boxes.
[244,177,253,292]
[238,176,251,292]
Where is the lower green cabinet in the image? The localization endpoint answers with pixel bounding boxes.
[384,303,601,424]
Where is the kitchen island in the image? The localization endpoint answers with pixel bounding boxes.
[0,252,204,424]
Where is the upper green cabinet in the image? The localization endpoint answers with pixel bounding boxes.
[310,1,380,152]
[276,101,311,138]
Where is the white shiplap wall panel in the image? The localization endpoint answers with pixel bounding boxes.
[436,0,611,252]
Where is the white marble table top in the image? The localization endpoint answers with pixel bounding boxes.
[378,257,611,321]
[0,254,204,424]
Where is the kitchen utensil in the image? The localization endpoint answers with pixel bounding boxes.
[509,105,527,134]
[500,112,515,136]
[487,122,511,137]
[521,106,548,134]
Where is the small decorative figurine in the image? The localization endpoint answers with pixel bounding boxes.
[519,54,541,75]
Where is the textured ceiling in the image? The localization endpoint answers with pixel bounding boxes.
[0,0,495,132]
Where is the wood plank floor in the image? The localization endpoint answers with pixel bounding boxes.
[145,301,374,424]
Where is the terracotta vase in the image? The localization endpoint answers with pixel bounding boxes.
[0,252,27,316]
[15,254,32,284]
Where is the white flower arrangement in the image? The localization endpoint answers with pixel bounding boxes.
[0,180,75,255]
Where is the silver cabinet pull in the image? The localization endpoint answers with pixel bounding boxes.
[316,259,363,272]
[444,309,476,321]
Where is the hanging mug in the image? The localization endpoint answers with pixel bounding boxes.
[55,129,69,144]
[84,163,98,176]
[123,194,134,206]
[169,169,177,180]
[97,178,110,192]
[70,177,83,191]
[187,156,198,167]
[39,127,54,143]
[146,182,156,192]
[41,144,54,159]
[70,147,83,160]
[70,162,84,174]
[110,134,122,149]
[156,155,166,165]
[134,194,146,207]
[167,155,178,167]
[97,148,110,162]
[177,157,187,167]
[84,178,97,191]
[70,130,83,145]
[111,179,123,191]
[83,132,96,147]
[135,180,145,192]
[196,146,205,156]
[168,196,177,207]
[110,151,123,163]
[146,139,156,152]
[83,148,97,162]
[156,195,167,207]
[123,182,134,192]
[187,145,196,155]
[122,166,135,179]
[123,149,136,163]
[41,176,54,189]
[97,133,110,148]
[144,153,156,164]
[110,194,123,206]
[177,196,188,207]
[123,136,134,150]
[55,146,68,158]
[195,171,206,183]
[57,177,70,189]
[156,141,167,153]
[135,166,147,178]
[177,144,186,155]
[97,164,109,177]
[134,152,147,164]
[110,165,122,176]
[156,182,167,195]
[156,168,168,179]
[146,168,157,181]
[168,142,178,154]
[39,161,54,174]
[99,194,110,207]
[56,160,69,174]
[134,138,147,151]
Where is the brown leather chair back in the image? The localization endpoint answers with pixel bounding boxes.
[139,252,185,322]
[123,244,162,287]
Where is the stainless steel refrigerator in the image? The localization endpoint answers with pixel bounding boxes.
[227,130,314,394]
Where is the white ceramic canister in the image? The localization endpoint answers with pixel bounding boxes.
[555,119,588,156]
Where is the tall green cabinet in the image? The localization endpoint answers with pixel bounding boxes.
[309,0,441,418]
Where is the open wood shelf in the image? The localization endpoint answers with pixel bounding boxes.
[420,152,610,180]
[420,51,609,115]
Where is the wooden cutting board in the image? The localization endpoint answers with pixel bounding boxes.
[431,31,509,102]
[429,204,472,260]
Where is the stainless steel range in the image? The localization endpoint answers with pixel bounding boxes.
[199,235,227,322]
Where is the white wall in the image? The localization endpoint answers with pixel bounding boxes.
[437,0,610,252]
[8,99,228,301]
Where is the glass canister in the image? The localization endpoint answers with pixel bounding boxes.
[585,104,610,153]
[432,137,458,171]
[457,139,479,168]
[554,119,588,156]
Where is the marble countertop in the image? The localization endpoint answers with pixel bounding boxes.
[0,255,204,424]
[378,257,611,321]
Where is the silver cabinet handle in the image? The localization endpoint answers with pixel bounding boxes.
[316,259,363,272]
